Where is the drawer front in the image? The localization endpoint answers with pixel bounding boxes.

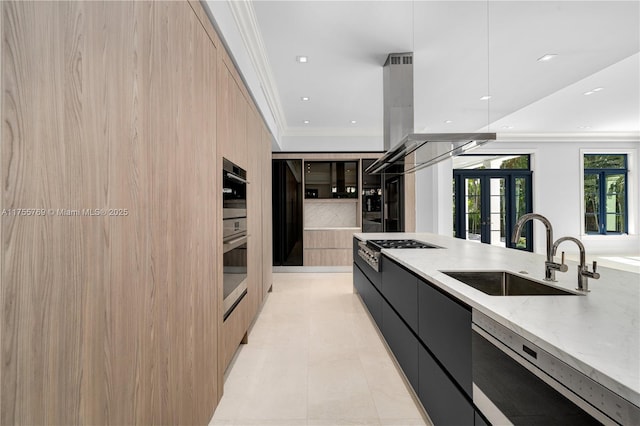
[353,264,383,328]
[382,302,419,391]
[381,256,418,332]
[418,279,472,396]
[419,344,474,426]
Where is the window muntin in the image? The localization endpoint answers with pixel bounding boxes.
[584,154,627,235]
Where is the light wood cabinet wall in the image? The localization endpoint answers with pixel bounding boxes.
[246,107,263,323]
[1,1,272,424]
[261,129,274,297]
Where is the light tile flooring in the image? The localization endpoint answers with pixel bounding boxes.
[210,272,429,426]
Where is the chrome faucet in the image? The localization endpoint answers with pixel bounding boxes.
[551,236,600,292]
[511,213,565,281]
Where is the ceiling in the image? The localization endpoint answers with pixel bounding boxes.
[243,1,639,150]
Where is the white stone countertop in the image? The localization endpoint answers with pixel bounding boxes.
[355,232,640,408]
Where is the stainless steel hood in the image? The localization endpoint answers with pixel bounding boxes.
[366,53,495,175]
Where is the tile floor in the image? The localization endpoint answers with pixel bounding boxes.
[209,272,429,426]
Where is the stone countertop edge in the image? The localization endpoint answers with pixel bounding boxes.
[354,232,640,408]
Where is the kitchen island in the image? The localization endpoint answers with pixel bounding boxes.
[353,232,639,425]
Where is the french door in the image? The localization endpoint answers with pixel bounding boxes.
[453,171,533,251]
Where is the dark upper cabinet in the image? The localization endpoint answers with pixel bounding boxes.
[381,257,418,333]
[304,161,358,199]
[418,279,472,397]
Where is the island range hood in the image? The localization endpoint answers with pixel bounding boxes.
[365,53,496,175]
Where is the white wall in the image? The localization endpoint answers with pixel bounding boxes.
[415,139,640,256]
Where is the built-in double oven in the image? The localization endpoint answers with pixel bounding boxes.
[222,158,248,321]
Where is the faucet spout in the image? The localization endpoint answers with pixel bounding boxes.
[512,213,555,281]
[552,236,598,292]
[552,236,586,265]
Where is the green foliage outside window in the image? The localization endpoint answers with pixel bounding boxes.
[584,154,627,234]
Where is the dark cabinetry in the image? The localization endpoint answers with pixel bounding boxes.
[353,263,383,327]
[353,244,475,425]
[419,345,474,425]
[381,302,419,390]
[418,281,472,396]
[381,258,418,333]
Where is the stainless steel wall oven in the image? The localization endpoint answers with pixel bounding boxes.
[222,158,248,321]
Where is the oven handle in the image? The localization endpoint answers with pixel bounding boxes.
[223,234,248,252]
[226,171,249,185]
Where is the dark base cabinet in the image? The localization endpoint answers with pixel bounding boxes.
[419,345,474,426]
[418,279,472,397]
[381,256,418,332]
[381,302,419,390]
[353,264,383,327]
[353,243,477,425]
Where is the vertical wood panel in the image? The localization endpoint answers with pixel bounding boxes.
[261,129,273,297]
[2,1,219,424]
[247,107,262,322]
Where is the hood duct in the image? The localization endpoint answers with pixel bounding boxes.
[366,52,495,175]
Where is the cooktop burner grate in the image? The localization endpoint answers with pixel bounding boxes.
[367,239,440,250]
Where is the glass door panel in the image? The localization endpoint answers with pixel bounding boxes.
[465,178,482,243]
[489,178,506,247]
[514,177,530,249]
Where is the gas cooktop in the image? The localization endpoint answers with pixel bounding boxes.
[367,239,441,250]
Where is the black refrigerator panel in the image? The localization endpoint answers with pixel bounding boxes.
[362,159,383,233]
[384,173,404,232]
[272,160,303,266]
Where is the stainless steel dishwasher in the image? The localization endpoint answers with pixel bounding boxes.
[472,310,639,425]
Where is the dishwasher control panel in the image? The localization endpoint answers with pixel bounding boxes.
[472,310,640,425]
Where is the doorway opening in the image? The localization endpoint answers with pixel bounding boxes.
[453,155,533,251]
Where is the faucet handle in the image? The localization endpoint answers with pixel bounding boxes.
[558,251,569,272]
[546,251,568,274]
[581,260,600,280]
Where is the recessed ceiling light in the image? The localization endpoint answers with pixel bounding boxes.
[480,95,491,101]
[501,125,514,129]
[537,54,558,62]
[578,125,592,129]
[296,56,308,63]
[303,120,310,124]
[301,96,310,101]
[444,120,453,124]
[350,120,357,124]
[584,87,604,96]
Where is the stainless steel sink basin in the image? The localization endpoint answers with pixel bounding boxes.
[440,271,579,296]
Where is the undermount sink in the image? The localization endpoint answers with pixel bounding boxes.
[440,271,579,296]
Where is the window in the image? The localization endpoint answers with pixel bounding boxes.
[584,154,627,234]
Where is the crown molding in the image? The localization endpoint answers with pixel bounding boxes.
[494,132,640,142]
[227,0,287,138]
